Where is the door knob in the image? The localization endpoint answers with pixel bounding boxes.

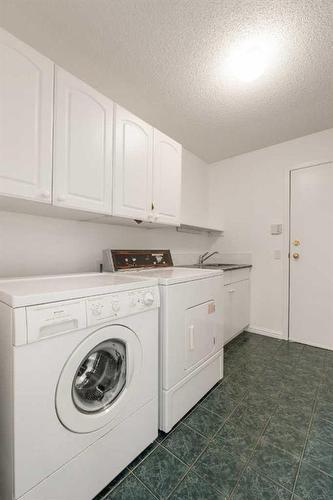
[292,252,300,259]
[292,240,300,246]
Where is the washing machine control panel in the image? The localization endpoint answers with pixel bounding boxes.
[86,286,159,325]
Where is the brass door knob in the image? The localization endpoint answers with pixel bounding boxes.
[292,252,300,259]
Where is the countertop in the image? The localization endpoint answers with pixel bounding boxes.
[178,264,252,272]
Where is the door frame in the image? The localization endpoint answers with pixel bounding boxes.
[284,160,333,341]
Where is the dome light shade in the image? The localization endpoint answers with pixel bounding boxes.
[230,45,267,82]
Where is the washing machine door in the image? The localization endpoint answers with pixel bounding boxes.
[56,324,142,433]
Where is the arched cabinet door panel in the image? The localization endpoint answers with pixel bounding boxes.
[153,129,181,226]
[53,68,113,214]
[113,105,153,221]
[0,28,53,202]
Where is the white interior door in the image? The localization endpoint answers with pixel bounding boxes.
[53,68,113,214]
[0,28,53,202]
[289,163,333,350]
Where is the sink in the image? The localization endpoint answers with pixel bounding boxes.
[203,263,235,267]
[178,263,238,269]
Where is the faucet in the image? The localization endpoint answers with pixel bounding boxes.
[198,251,219,265]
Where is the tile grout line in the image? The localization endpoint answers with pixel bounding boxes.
[290,357,326,497]
[225,341,306,499]
[129,470,160,499]
[98,471,130,500]
[168,390,253,499]
[163,391,250,499]
[100,336,329,500]
[226,392,284,498]
[128,386,247,498]
[99,442,163,499]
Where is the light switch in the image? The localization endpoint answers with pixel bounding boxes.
[271,224,282,235]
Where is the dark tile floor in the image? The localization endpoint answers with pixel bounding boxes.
[94,332,333,500]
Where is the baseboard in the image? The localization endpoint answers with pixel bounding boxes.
[247,326,287,340]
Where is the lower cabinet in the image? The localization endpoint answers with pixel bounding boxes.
[224,272,250,345]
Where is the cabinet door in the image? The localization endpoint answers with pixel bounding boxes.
[0,28,53,202]
[53,68,113,213]
[224,284,234,345]
[153,129,181,225]
[113,106,153,221]
[232,280,250,336]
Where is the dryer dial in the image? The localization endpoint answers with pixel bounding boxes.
[143,292,154,306]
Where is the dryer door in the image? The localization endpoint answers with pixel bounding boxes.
[56,324,142,433]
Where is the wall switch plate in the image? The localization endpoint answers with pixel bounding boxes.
[271,224,282,235]
[208,302,215,314]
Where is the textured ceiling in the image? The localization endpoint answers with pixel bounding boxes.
[1,0,332,162]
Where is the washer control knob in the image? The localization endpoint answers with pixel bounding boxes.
[112,301,120,312]
[143,292,154,306]
[91,304,103,316]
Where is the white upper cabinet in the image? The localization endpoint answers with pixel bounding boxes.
[53,68,113,214]
[153,129,181,225]
[113,106,182,224]
[1,28,183,224]
[0,28,53,202]
[113,105,153,221]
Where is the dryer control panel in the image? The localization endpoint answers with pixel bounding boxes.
[86,286,159,326]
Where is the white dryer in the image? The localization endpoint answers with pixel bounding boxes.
[0,273,159,500]
[103,250,224,432]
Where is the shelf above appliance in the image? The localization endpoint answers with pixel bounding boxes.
[177,223,224,235]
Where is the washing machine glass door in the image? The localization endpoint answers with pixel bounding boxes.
[73,340,126,413]
[56,324,142,433]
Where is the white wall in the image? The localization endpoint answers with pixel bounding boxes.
[181,149,211,227]
[209,128,333,338]
[0,149,218,278]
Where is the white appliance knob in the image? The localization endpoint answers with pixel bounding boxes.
[143,292,154,306]
[112,301,120,312]
[92,305,102,316]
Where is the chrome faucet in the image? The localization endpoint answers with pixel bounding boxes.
[198,251,219,265]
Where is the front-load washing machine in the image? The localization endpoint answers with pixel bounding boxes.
[103,250,224,432]
[0,273,159,500]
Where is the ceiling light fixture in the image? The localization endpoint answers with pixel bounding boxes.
[232,46,266,81]
[226,36,278,83]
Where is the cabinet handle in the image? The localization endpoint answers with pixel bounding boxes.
[151,202,155,210]
[189,325,194,350]
[228,289,236,293]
